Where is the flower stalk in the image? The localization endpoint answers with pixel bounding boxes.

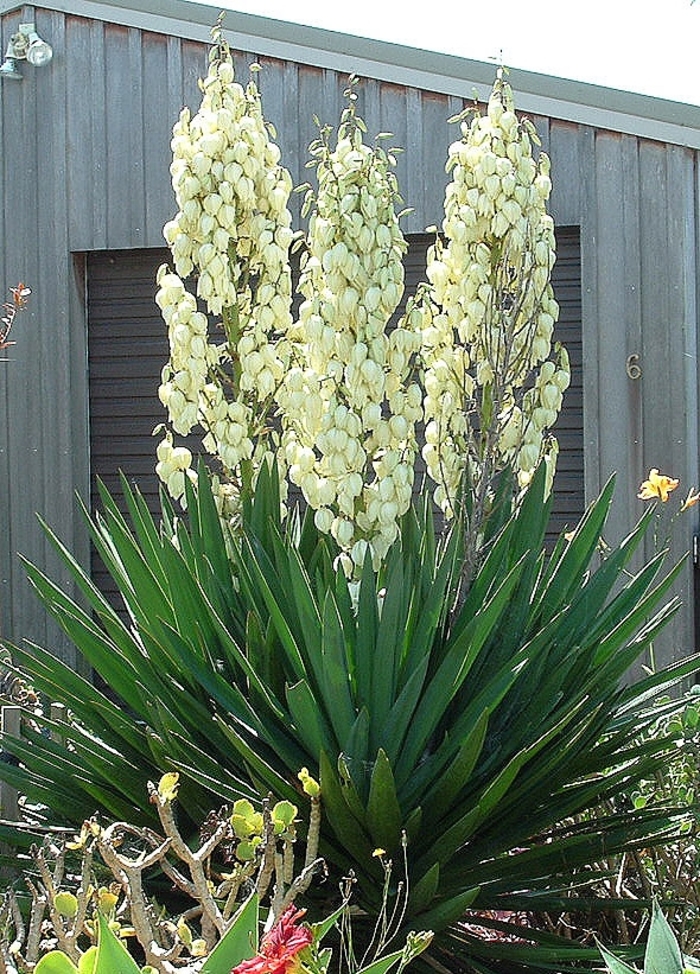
[419,70,569,578]
[280,78,422,572]
[156,20,294,518]
[156,31,569,578]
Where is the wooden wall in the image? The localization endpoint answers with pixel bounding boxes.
[0,5,698,668]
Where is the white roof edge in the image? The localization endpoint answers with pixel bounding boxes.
[4,0,700,149]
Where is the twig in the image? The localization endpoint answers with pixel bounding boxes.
[24,878,46,965]
[98,823,177,973]
[149,782,228,936]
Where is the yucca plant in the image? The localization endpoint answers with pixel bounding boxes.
[1,459,697,973]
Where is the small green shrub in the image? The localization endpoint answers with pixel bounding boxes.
[0,772,430,974]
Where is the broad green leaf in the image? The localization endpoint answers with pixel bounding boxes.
[396,562,522,780]
[34,952,79,974]
[283,544,323,661]
[366,749,403,851]
[598,941,641,974]
[312,903,345,942]
[272,800,297,829]
[78,947,98,974]
[286,678,336,759]
[345,706,370,772]
[379,654,431,768]
[201,893,259,974]
[427,709,490,821]
[212,718,305,805]
[319,751,377,874]
[20,558,145,715]
[236,536,308,682]
[355,550,380,708]
[534,474,617,619]
[354,949,404,974]
[0,728,145,823]
[409,861,440,915]
[7,642,146,757]
[398,525,460,682]
[646,902,684,974]
[95,912,141,974]
[337,752,371,822]
[318,590,358,745]
[317,946,333,973]
[412,887,480,930]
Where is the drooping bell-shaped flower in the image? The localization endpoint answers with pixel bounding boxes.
[420,70,570,524]
[157,25,294,518]
[278,81,422,573]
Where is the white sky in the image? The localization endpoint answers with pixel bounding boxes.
[187,0,700,106]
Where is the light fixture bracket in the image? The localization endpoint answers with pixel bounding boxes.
[0,22,52,80]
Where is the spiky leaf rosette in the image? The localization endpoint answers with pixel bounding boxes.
[5,463,698,974]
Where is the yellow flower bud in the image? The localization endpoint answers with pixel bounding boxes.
[298,767,320,797]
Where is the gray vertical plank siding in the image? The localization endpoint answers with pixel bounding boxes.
[418,90,453,230]
[380,83,408,221]
[620,133,643,514]
[0,21,6,646]
[0,7,88,661]
[0,10,19,645]
[143,32,173,242]
[88,18,108,250]
[2,9,43,649]
[0,6,698,668]
[595,133,637,528]
[646,142,698,664]
[403,87,423,232]
[66,18,98,250]
[36,9,81,660]
[578,124,601,507]
[549,120,581,226]
[639,140,671,500]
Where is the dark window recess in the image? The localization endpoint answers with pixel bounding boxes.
[87,249,179,607]
[547,227,584,541]
[87,228,583,601]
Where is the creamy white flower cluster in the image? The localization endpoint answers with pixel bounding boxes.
[164,55,293,320]
[280,104,422,571]
[421,73,570,516]
[514,349,571,476]
[155,431,194,500]
[156,268,220,438]
[156,39,294,508]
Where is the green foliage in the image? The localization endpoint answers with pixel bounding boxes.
[201,893,258,974]
[2,461,698,973]
[598,901,700,974]
[26,886,428,974]
[34,915,139,974]
[622,691,700,952]
[30,897,259,974]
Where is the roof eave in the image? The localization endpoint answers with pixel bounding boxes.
[3,0,700,148]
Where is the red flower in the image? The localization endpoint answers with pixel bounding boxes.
[232,906,314,974]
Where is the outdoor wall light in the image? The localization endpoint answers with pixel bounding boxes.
[0,23,53,80]
[0,43,23,80]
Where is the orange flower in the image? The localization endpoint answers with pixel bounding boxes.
[637,468,679,503]
[231,906,313,974]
